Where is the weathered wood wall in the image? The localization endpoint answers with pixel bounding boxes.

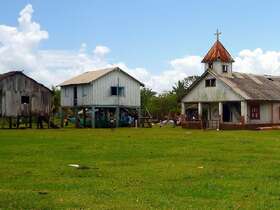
[0,73,52,117]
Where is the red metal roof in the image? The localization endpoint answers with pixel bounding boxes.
[201,40,234,63]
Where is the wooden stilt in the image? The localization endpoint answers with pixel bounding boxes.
[9,117,12,129]
[60,107,64,128]
[115,107,120,128]
[37,115,39,129]
[16,116,20,129]
[75,107,79,128]
[83,108,86,128]
[47,115,50,129]
[91,106,95,128]
[29,115,32,128]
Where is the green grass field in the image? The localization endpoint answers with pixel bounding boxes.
[1,128,280,209]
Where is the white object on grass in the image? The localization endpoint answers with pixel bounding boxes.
[68,164,80,168]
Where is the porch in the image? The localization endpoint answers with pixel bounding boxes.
[181,101,246,129]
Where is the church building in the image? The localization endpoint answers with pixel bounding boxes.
[181,31,280,129]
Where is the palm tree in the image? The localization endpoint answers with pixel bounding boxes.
[172,80,186,103]
[172,76,199,103]
[141,87,157,108]
[51,86,61,114]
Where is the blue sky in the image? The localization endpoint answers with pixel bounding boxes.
[0,1,280,91]
[1,0,280,71]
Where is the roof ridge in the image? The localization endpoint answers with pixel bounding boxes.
[58,66,144,87]
[233,71,280,78]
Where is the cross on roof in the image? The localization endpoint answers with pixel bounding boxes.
[214,29,221,41]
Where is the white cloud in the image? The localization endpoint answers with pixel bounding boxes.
[93,45,110,57]
[0,4,112,87]
[0,4,280,93]
[234,48,280,76]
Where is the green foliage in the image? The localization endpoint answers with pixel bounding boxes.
[141,76,199,119]
[140,87,156,109]
[149,92,179,119]
[51,86,61,114]
[171,75,200,102]
[0,128,280,209]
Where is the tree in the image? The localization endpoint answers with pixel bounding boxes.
[141,87,156,109]
[172,75,199,102]
[140,75,199,120]
[51,86,61,114]
[149,92,179,120]
[183,75,199,89]
[172,80,187,103]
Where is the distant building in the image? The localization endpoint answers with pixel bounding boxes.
[0,71,52,128]
[59,67,144,128]
[181,32,280,129]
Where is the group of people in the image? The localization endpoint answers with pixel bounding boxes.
[120,110,136,127]
[62,108,138,128]
[159,114,184,128]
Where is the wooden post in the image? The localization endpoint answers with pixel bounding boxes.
[218,102,223,130]
[29,100,32,128]
[115,107,120,128]
[36,115,39,129]
[181,102,185,115]
[91,106,95,128]
[29,115,32,128]
[9,117,12,129]
[16,116,20,129]
[83,108,86,128]
[47,115,50,129]
[74,107,79,128]
[271,103,274,124]
[60,107,64,128]
[137,107,141,128]
[0,117,4,129]
[198,102,202,120]
[198,102,203,129]
[241,101,248,124]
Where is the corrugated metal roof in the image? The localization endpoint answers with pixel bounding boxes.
[0,71,19,81]
[186,70,280,101]
[59,67,144,86]
[220,72,280,101]
[0,71,52,92]
[201,40,234,63]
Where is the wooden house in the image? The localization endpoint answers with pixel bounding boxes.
[181,34,280,130]
[59,67,144,128]
[0,71,52,128]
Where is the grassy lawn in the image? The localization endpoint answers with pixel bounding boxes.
[1,128,280,209]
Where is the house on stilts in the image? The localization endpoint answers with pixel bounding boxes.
[59,67,144,128]
[0,71,52,128]
[181,32,280,130]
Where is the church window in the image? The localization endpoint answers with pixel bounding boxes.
[222,65,228,73]
[205,78,216,87]
[250,104,260,120]
[209,63,213,69]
